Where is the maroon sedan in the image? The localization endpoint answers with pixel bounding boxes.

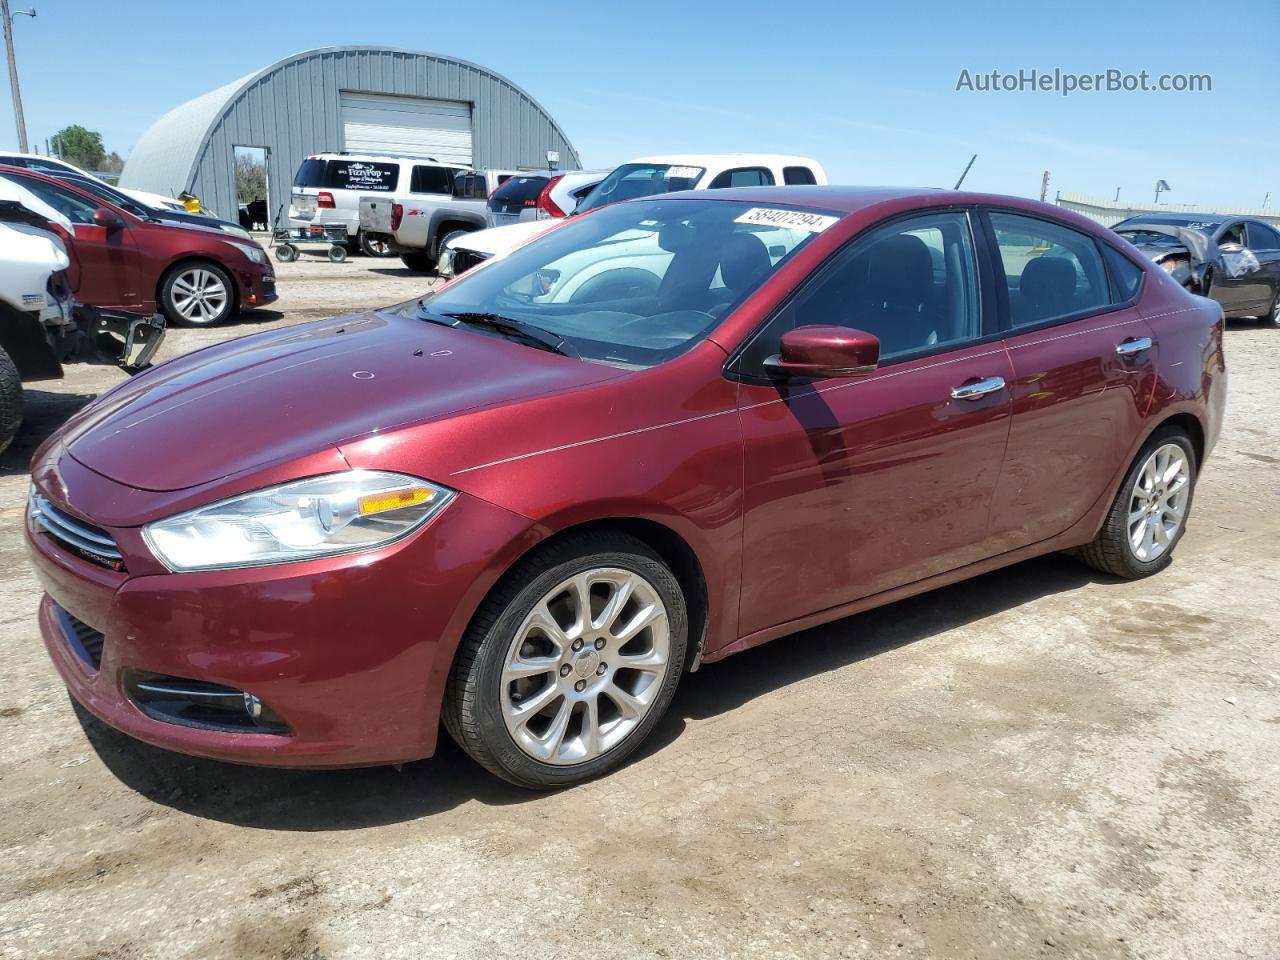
[25,187,1225,788]
[0,166,276,326]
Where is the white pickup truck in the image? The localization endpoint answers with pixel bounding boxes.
[359,168,520,272]
[439,154,828,277]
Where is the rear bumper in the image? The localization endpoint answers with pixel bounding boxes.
[25,469,536,768]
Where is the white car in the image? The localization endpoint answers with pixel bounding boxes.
[290,152,476,256]
[486,169,610,227]
[440,153,827,276]
[0,151,186,212]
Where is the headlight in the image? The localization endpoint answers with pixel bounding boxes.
[143,471,455,572]
[228,240,267,263]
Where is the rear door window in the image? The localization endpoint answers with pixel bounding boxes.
[783,166,817,185]
[410,165,454,195]
[988,212,1110,327]
[4,175,100,224]
[708,167,774,189]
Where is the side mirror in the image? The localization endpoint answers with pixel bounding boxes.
[765,325,880,379]
[93,207,125,230]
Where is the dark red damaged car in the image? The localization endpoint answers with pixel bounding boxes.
[25,187,1226,788]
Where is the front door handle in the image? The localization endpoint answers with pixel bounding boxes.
[1116,336,1153,356]
[950,376,1006,401]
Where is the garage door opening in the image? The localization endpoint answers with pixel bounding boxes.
[340,92,473,166]
[233,145,270,232]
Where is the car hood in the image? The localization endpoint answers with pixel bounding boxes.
[455,219,559,257]
[61,309,622,492]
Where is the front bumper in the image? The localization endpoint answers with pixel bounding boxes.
[236,266,278,309]
[26,460,534,767]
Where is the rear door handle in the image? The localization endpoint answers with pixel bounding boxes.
[950,376,1006,401]
[1116,336,1153,356]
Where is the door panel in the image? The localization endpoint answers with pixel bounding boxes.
[987,308,1156,551]
[69,223,141,310]
[738,343,1014,635]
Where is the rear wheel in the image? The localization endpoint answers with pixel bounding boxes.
[274,243,298,263]
[444,531,688,789]
[1076,426,1197,579]
[359,231,393,258]
[0,346,22,455]
[399,252,434,273]
[327,245,348,263]
[160,261,235,327]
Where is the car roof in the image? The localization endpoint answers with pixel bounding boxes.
[1116,213,1233,227]
[638,184,955,212]
[629,153,820,167]
[305,152,469,169]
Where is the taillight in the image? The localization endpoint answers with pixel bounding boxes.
[317,191,336,209]
[531,176,566,218]
[390,203,404,231]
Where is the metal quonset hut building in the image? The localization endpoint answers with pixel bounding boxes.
[119,45,579,222]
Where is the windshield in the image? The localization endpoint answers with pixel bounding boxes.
[417,198,839,367]
[574,164,706,215]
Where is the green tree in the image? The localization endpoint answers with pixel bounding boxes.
[99,151,126,176]
[51,125,107,172]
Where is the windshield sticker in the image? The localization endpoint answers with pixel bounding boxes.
[666,166,702,180]
[734,208,839,233]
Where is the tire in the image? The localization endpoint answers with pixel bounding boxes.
[399,252,434,273]
[274,243,298,263]
[434,228,471,260]
[1261,286,1280,327]
[327,245,347,263]
[444,531,688,789]
[160,261,236,327]
[358,231,393,258]
[1075,426,1197,579]
[0,346,23,455]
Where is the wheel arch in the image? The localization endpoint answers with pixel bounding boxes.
[448,514,712,683]
[156,255,240,315]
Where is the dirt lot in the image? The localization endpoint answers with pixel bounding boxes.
[1,251,1277,960]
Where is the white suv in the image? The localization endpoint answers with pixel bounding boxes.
[290,152,472,255]
[440,153,827,276]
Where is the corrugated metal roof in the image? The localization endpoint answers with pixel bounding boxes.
[1057,191,1280,228]
[120,46,579,221]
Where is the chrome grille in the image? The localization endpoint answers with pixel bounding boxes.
[29,491,125,570]
[452,249,491,275]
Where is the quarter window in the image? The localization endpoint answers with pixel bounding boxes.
[1101,244,1145,301]
[708,167,774,189]
[989,212,1109,327]
[783,166,818,185]
[411,165,454,194]
[1245,220,1280,250]
[736,210,980,374]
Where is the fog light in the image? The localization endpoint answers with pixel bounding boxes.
[244,693,263,719]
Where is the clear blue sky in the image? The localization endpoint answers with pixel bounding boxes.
[4,0,1276,208]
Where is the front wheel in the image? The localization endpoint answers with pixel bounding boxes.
[0,346,23,455]
[160,261,235,327]
[444,532,688,789]
[1076,427,1197,579]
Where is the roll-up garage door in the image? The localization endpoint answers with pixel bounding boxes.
[340,92,473,165]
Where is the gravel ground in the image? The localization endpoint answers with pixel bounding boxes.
[0,251,1276,960]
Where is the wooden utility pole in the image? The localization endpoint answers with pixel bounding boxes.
[0,0,31,153]
[1039,170,1050,203]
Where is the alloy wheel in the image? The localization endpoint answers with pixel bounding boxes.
[500,568,671,765]
[171,267,229,324]
[1128,442,1191,562]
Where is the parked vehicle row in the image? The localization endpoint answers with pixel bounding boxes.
[0,178,164,453]
[439,153,829,277]
[24,185,1225,789]
[0,166,276,328]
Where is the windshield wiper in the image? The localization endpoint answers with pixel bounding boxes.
[432,310,579,358]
